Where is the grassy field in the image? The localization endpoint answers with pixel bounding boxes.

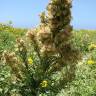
[0,24,96,96]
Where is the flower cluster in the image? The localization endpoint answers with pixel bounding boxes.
[28,57,33,64]
[88,43,96,50]
[26,29,35,41]
[2,50,17,64]
[2,51,22,79]
[37,0,80,64]
[16,38,27,52]
[87,59,95,65]
[40,80,48,88]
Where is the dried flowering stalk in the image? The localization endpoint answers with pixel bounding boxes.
[2,51,22,80]
[25,0,80,95]
[16,38,28,69]
[37,0,80,72]
[26,0,80,78]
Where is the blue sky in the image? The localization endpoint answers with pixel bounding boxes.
[0,0,96,29]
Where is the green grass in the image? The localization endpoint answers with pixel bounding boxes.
[0,24,27,57]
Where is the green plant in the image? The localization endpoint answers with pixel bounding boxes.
[0,31,15,56]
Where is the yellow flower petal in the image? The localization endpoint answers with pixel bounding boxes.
[87,59,95,64]
[28,57,33,64]
[40,80,48,88]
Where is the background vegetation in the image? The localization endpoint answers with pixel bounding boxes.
[0,23,96,96]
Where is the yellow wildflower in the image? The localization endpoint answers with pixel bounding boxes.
[28,57,33,64]
[40,80,48,88]
[87,59,95,64]
[88,43,96,50]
